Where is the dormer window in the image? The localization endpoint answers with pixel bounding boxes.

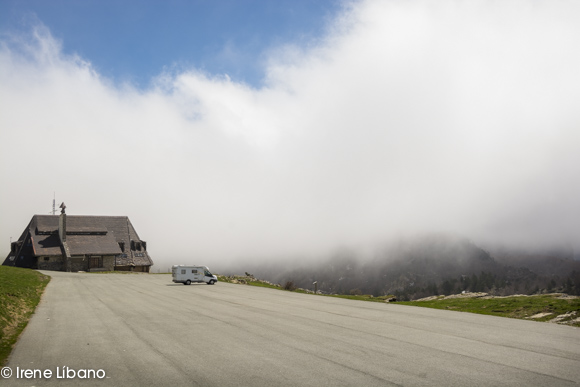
[130,240,142,251]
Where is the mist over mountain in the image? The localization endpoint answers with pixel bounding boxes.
[223,234,580,300]
[2,2,580,265]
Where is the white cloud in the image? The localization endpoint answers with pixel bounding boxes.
[1,1,580,269]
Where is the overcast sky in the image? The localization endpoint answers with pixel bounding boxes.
[1,0,579,269]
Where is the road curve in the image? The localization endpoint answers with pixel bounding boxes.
[3,271,579,386]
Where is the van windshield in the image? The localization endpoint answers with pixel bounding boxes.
[204,270,212,277]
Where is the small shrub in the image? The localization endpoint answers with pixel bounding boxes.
[350,288,362,296]
[283,281,297,291]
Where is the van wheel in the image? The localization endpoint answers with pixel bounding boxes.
[185,280,191,285]
[208,280,215,285]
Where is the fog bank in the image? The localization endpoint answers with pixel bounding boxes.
[1,1,579,269]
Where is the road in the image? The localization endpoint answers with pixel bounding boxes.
[2,271,579,386]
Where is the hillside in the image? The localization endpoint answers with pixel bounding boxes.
[226,234,580,300]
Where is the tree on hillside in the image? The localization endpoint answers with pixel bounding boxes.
[441,279,455,295]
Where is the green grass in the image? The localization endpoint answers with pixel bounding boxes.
[0,266,50,365]
[217,275,281,290]
[397,295,580,326]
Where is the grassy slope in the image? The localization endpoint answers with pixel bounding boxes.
[397,295,580,327]
[0,266,50,365]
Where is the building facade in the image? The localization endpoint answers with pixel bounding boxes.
[3,212,153,272]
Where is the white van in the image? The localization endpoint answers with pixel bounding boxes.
[172,265,218,285]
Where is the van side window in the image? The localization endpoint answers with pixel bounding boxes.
[192,269,198,273]
[181,269,186,274]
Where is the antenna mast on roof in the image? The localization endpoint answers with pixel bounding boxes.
[51,192,56,215]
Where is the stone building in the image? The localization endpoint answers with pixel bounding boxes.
[3,210,153,272]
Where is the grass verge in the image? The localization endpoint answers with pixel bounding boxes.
[217,275,396,302]
[396,294,580,326]
[0,266,50,365]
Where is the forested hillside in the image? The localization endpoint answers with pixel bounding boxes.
[226,234,580,300]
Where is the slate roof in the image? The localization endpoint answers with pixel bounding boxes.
[66,234,121,256]
[31,229,62,256]
[5,214,153,267]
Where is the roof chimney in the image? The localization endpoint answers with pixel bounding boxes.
[58,203,66,242]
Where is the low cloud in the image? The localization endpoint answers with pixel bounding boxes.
[1,1,579,269]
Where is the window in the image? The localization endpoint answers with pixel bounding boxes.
[44,257,50,261]
[181,269,186,274]
[131,241,142,251]
[192,269,198,274]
